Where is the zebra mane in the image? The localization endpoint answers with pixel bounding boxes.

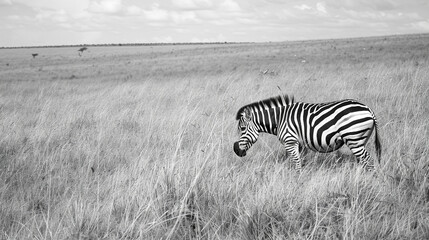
[235,94,294,120]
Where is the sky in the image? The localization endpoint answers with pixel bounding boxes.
[0,0,428,47]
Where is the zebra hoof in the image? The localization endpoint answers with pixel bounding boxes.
[233,142,246,157]
[365,165,375,171]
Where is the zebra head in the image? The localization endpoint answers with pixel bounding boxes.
[234,107,259,157]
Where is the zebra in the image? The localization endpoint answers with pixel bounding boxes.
[233,95,381,171]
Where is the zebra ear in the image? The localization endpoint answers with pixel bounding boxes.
[243,108,252,121]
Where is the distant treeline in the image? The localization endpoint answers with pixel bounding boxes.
[1,41,250,49]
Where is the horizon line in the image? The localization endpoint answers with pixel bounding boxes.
[1,32,428,49]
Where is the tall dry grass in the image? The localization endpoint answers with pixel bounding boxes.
[1,34,429,239]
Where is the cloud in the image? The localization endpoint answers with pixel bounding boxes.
[171,11,198,23]
[219,0,241,12]
[36,9,69,22]
[316,2,327,13]
[143,3,169,21]
[295,4,311,11]
[325,0,396,11]
[172,0,213,10]
[195,10,218,19]
[411,20,429,31]
[125,5,142,15]
[169,0,241,13]
[294,2,327,16]
[88,0,122,13]
[87,0,144,16]
[142,3,200,23]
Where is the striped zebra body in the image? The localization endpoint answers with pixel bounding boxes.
[233,95,381,171]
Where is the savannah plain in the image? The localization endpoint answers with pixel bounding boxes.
[1,34,429,239]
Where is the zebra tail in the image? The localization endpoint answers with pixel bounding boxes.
[374,122,382,164]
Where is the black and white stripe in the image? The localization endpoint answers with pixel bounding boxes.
[233,95,381,171]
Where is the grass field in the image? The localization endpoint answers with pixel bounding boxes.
[1,34,429,239]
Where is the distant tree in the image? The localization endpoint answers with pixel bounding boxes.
[78,47,88,56]
[32,53,38,59]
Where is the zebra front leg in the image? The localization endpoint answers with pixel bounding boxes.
[284,141,302,172]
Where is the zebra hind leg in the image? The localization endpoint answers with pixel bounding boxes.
[350,147,375,171]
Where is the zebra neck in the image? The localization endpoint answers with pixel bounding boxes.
[256,122,278,135]
[253,108,280,135]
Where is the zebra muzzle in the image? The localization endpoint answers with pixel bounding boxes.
[233,142,246,157]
